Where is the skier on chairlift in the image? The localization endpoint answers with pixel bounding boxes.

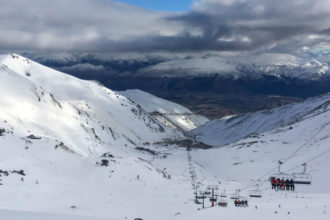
[290,179,295,191]
[281,178,285,190]
[271,177,276,189]
[276,178,281,189]
[285,179,290,191]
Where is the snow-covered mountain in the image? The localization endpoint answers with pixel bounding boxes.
[0,53,184,156]
[20,51,330,121]
[190,93,330,146]
[22,51,330,80]
[118,89,209,132]
[0,53,196,219]
[137,53,329,79]
[1,53,330,220]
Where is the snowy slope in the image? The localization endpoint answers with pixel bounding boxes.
[185,96,330,219]
[118,89,209,132]
[192,102,330,191]
[190,93,330,146]
[1,53,330,220]
[0,53,182,157]
[0,53,195,219]
[0,119,194,219]
[0,209,110,220]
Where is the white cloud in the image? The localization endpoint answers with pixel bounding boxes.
[0,0,182,51]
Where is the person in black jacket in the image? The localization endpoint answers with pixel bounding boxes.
[285,179,290,191]
[290,179,295,191]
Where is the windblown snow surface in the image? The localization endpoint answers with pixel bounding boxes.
[0,54,330,220]
[118,89,209,132]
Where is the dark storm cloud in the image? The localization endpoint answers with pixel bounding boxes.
[163,0,330,53]
[0,0,330,53]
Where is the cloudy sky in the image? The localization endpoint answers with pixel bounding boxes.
[1,0,330,54]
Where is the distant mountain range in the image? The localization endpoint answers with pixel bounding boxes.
[22,51,330,79]
[21,50,330,119]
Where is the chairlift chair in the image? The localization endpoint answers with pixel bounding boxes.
[270,160,294,181]
[210,198,217,202]
[249,184,262,198]
[220,190,227,198]
[230,189,240,200]
[207,185,219,190]
[293,163,312,185]
[196,195,206,200]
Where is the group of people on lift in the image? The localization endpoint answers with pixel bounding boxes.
[271,177,295,191]
[218,201,228,207]
[234,200,248,207]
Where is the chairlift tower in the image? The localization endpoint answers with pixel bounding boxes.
[207,185,219,207]
[197,190,207,209]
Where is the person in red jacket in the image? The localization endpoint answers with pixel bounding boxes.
[276,178,281,190]
[271,177,276,189]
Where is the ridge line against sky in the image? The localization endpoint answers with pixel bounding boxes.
[0,0,330,54]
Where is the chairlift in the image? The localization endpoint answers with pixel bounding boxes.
[220,190,227,198]
[293,163,312,185]
[197,190,207,199]
[207,185,219,191]
[196,195,206,199]
[210,197,217,202]
[194,199,202,204]
[249,184,262,198]
[270,160,294,181]
[218,200,228,207]
[230,189,240,200]
[270,161,312,185]
[204,185,218,196]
